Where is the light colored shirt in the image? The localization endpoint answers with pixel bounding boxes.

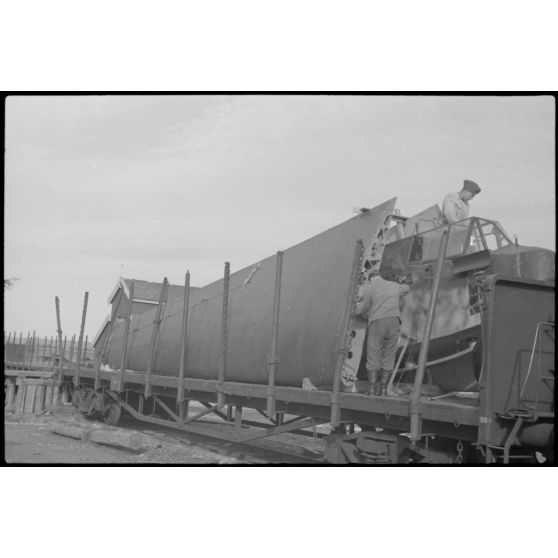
[442,191,469,224]
[356,276,410,324]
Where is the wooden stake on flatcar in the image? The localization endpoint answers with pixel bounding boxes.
[83,335,89,363]
[266,251,284,418]
[74,291,89,387]
[177,271,191,420]
[410,228,449,443]
[330,239,364,428]
[145,278,168,398]
[117,281,134,392]
[217,262,231,409]
[95,305,118,391]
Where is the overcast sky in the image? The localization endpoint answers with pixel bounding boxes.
[4,95,555,340]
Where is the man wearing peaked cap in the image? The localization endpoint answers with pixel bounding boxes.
[441,179,482,224]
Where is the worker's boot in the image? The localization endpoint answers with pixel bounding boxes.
[366,369,380,396]
[379,370,391,396]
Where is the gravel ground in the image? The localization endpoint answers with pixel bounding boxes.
[4,404,326,464]
[4,406,247,464]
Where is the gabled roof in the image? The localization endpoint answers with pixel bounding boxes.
[108,277,197,305]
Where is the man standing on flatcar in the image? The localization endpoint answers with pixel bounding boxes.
[356,271,410,396]
[441,179,482,224]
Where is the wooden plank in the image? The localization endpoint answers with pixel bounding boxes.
[34,385,45,413]
[52,385,60,407]
[89,429,162,453]
[44,385,53,409]
[24,384,37,414]
[4,368,57,378]
[5,381,16,408]
[6,377,56,385]
[51,424,90,440]
[15,384,26,414]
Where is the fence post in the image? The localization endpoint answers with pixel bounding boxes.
[55,298,64,383]
[24,332,30,367]
[31,331,36,366]
[51,337,58,371]
[266,251,284,418]
[217,262,231,409]
[68,335,76,368]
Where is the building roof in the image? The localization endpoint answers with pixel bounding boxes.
[92,314,111,348]
[107,277,196,305]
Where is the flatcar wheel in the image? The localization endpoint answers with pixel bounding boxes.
[104,401,122,426]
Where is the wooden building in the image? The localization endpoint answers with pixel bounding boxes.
[92,277,196,358]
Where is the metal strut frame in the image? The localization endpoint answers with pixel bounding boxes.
[105,391,323,444]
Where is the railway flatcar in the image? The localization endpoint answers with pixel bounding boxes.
[68,198,555,463]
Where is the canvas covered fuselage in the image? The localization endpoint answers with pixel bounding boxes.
[103,198,397,388]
